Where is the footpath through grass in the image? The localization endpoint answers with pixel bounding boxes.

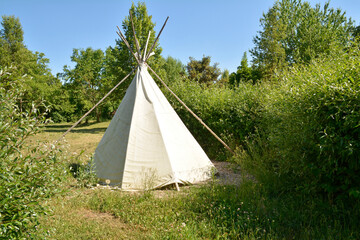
[35,122,359,239]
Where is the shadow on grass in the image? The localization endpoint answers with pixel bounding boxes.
[43,121,108,134]
[44,128,107,134]
[45,120,108,129]
[45,124,73,129]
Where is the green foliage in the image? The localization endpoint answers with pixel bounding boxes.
[0,68,67,239]
[61,48,105,122]
[251,0,354,79]
[162,56,186,84]
[47,83,76,123]
[352,25,360,39]
[165,78,262,160]
[69,156,98,188]
[239,48,360,202]
[186,56,221,86]
[236,52,252,83]
[0,15,64,122]
[229,52,257,87]
[217,69,230,87]
[0,15,24,68]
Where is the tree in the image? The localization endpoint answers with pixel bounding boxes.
[104,2,164,105]
[251,0,353,79]
[162,56,186,84]
[351,25,360,42]
[229,52,256,87]
[217,69,229,87]
[186,56,221,86]
[0,15,61,114]
[0,15,24,68]
[237,52,252,84]
[229,72,237,87]
[62,48,105,122]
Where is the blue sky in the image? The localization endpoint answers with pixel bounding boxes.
[1,0,360,75]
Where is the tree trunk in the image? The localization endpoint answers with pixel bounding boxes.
[96,107,100,122]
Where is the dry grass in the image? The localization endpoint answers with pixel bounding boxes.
[29,121,110,160]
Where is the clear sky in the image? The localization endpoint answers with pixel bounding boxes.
[1,0,360,76]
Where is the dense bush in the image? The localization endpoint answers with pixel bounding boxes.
[239,49,360,202]
[0,68,68,239]
[164,79,263,160]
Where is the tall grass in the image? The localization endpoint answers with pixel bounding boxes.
[39,180,360,239]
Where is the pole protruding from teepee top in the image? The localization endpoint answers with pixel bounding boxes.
[117,15,169,65]
[143,31,151,61]
[145,16,169,62]
[116,26,140,65]
[129,10,141,57]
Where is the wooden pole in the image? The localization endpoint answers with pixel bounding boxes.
[143,31,151,61]
[146,63,235,154]
[55,68,135,143]
[145,16,169,61]
[175,182,180,191]
[129,11,141,57]
[116,26,141,65]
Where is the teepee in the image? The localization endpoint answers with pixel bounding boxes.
[94,15,217,190]
[94,61,216,190]
[57,13,233,191]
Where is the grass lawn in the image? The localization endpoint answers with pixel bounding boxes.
[29,121,110,159]
[34,121,359,239]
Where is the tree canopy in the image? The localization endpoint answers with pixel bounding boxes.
[0,15,60,114]
[229,52,253,87]
[250,0,354,79]
[186,56,221,86]
[61,48,105,122]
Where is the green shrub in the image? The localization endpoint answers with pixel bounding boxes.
[240,49,360,202]
[69,155,98,188]
[0,68,68,239]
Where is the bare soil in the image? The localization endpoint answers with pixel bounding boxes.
[212,160,243,186]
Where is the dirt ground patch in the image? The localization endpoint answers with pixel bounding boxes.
[212,160,243,185]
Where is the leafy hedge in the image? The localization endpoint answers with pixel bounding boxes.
[162,47,360,203]
[0,69,68,239]
[239,49,360,202]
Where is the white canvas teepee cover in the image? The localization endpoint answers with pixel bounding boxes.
[94,63,215,190]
